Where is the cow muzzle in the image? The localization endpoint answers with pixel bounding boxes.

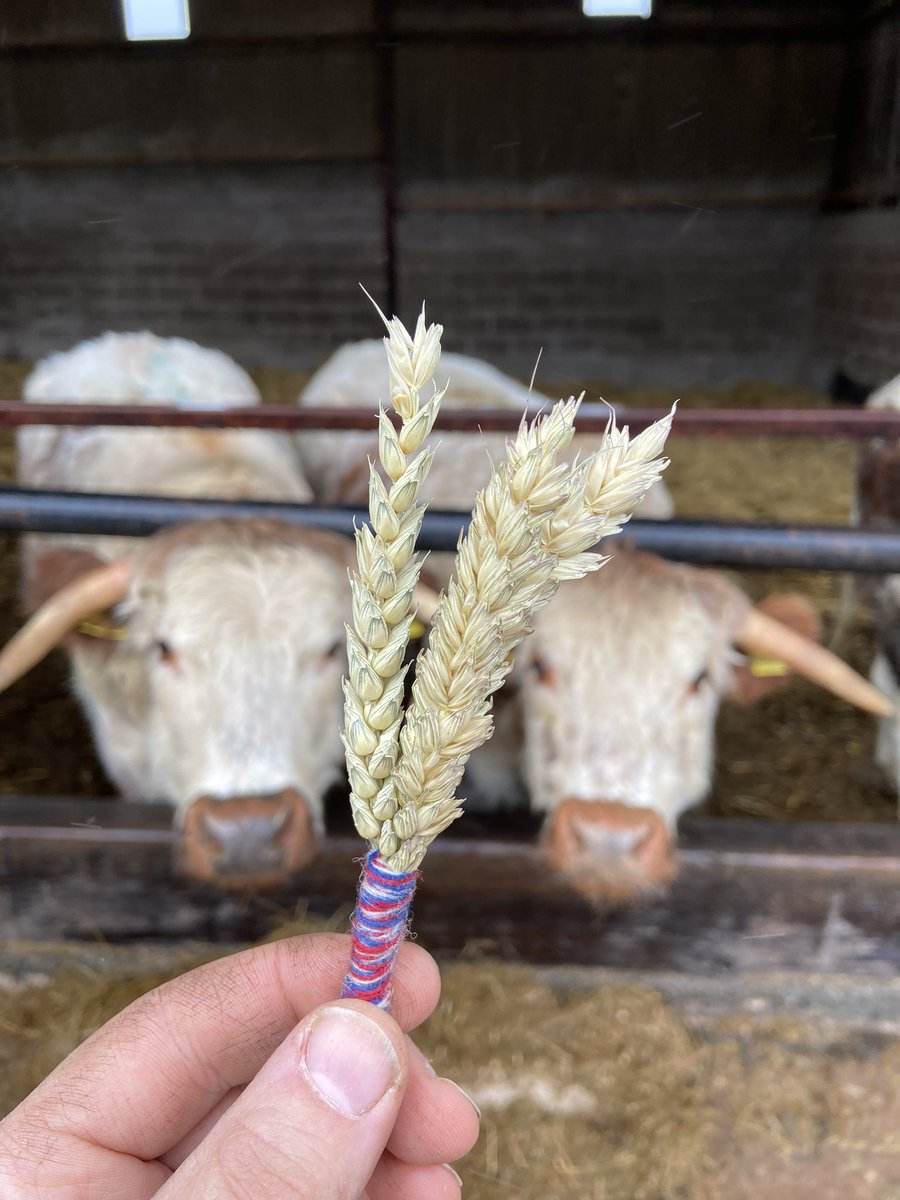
[179,788,317,890]
[540,797,675,903]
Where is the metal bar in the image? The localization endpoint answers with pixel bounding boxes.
[0,401,898,438]
[3,488,900,572]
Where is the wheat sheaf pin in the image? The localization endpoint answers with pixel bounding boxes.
[339,301,674,1009]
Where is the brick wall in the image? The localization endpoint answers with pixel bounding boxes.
[0,166,386,369]
[398,207,818,388]
[815,209,900,392]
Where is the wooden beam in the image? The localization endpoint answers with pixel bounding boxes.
[4,798,900,980]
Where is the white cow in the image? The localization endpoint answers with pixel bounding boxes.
[298,340,673,583]
[857,373,900,795]
[1,332,356,889]
[300,341,892,900]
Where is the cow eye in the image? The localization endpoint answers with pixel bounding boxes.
[688,667,710,695]
[324,639,342,662]
[155,640,176,665]
[530,654,555,686]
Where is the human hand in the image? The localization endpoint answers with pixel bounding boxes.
[0,934,479,1199]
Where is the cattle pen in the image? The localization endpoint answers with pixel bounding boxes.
[3,2,900,1194]
[4,397,900,992]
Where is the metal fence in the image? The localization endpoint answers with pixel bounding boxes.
[3,401,899,573]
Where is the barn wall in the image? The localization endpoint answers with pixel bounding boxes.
[816,209,900,390]
[397,209,816,387]
[0,167,385,367]
[0,0,889,389]
[0,1,386,367]
[813,4,900,392]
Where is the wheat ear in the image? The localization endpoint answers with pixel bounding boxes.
[378,397,674,871]
[341,303,446,850]
[340,324,673,1007]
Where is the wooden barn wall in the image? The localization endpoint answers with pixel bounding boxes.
[0,0,888,388]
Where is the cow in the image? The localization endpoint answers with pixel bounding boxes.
[520,547,893,898]
[299,341,893,900]
[296,339,675,570]
[855,372,900,796]
[0,332,357,889]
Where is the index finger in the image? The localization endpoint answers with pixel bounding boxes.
[13,933,439,1163]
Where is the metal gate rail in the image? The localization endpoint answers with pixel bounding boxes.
[0,400,898,439]
[3,488,900,572]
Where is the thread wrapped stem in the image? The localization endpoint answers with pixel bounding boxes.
[340,850,419,1010]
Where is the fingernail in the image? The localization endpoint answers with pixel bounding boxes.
[442,1077,481,1119]
[443,1163,464,1186]
[301,1006,400,1117]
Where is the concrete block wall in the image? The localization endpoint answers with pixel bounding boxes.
[0,166,386,369]
[398,207,818,389]
[3,163,897,394]
[815,209,900,392]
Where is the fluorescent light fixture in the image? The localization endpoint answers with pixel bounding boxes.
[583,0,652,16]
[122,0,190,41]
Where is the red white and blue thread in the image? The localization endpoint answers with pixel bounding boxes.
[341,849,419,1010]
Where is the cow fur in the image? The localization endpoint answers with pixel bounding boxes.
[297,339,674,587]
[18,330,311,589]
[17,333,352,831]
[513,549,750,829]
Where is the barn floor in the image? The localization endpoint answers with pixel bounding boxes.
[1,360,898,1198]
[4,934,900,1200]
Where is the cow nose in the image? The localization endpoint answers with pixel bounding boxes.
[540,797,675,903]
[179,787,318,891]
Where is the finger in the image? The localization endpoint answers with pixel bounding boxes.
[161,1039,481,1174]
[387,1044,480,1165]
[160,1001,409,1200]
[0,1122,170,1200]
[367,1154,462,1200]
[14,933,439,1166]
[160,1086,244,1170]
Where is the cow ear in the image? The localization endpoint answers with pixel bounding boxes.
[729,593,821,705]
[25,548,130,652]
[25,548,111,611]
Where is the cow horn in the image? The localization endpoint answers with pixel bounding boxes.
[0,558,132,693]
[736,607,894,717]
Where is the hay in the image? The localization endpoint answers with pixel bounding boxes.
[4,947,900,1198]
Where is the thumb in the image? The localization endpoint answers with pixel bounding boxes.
[159,1000,408,1200]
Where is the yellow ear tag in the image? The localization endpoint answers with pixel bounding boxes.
[77,617,129,641]
[749,656,789,679]
[409,618,427,640]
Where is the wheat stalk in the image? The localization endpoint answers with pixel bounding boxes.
[341,303,447,848]
[340,316,674,1008]
[359,396,675,871]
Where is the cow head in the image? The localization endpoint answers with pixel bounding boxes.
[1,519,356,889]
[512,550,892,903]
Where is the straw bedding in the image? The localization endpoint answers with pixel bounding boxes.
[3,938,900,1199]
